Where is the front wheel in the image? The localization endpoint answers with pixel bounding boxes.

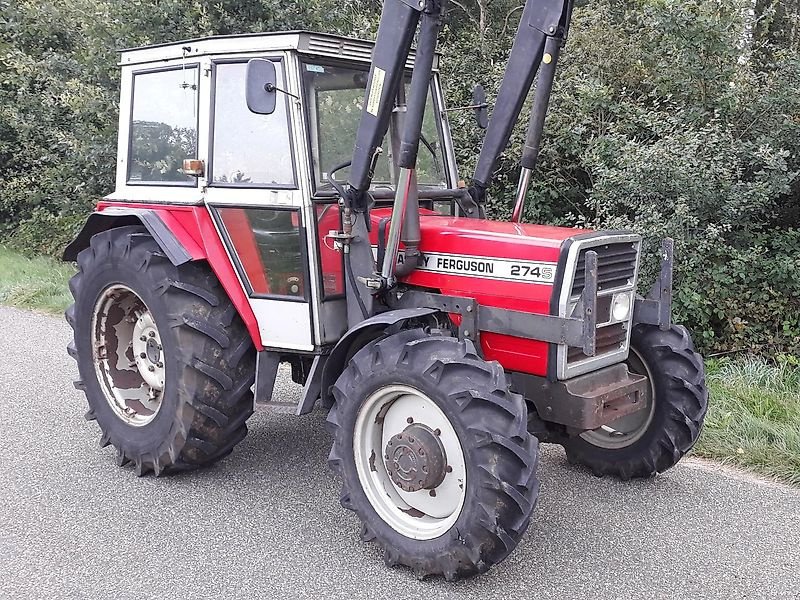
[327,329,539,580]
[562,324,708,479]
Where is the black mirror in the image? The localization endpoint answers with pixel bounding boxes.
[472,85,488,129]
[246,59,277,115]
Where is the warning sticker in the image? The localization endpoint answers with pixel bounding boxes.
[373,248,557,285]
[366,67,386,116]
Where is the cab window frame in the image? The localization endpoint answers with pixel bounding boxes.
[299,58,452,198]
[210,205,312,303]
[208,56,299,190]
[126,64,201,187]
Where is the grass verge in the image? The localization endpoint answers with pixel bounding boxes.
[696,356,800,486]
[0,247,797,484]
[0,246,75,314]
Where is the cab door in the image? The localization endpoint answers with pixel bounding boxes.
[202,55,316,352]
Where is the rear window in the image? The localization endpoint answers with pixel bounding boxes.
[127,66,199,185]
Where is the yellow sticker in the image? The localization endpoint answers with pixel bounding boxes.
[366,67,386,116]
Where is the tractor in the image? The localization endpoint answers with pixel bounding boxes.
[64,0,708,580]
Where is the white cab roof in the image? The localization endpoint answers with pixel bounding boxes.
[119,30,431,71]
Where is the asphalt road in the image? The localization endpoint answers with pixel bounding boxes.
[1,305,799,599]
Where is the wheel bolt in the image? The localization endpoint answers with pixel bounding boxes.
[434,428,441,436]
[148,331,155,338]
[140,336,147,342]
[429,490,437,497]
[148,366,155,372]
[446,465,452,473]
[406,417,413,424]
[140,353,146,359]
[156,362,163,368]
[157,344,162,351]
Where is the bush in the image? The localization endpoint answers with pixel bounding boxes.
[1,0,798,356]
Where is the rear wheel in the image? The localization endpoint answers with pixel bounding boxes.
[66,226,256,475]
[327,329,539,580]
[562,324,708,479]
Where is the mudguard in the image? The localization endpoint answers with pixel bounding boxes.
[63,207,197,264]
[320,307,439,404]
[62,204,263,350]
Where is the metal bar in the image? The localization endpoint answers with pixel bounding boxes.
[380,167,413,284]
[254,351,281,405]
[657,238,674,330]
[473,0,571,189]
[581,250,598,356]
[512,167,533,222]
[346,0,421,202]
[297,355,327,415]
[633,237,674,329]
[393,290,593,347]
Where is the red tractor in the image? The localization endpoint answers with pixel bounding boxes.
[64,0,708,580]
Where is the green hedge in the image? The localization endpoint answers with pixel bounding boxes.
[1,0,798,355]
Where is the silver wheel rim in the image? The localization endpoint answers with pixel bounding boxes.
[91,285,165,427]
[353,385,467,540]
[580,347,656,449]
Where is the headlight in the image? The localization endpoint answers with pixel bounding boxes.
[611,293,632,322]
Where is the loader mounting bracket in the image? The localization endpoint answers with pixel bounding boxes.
[633,238,674,331]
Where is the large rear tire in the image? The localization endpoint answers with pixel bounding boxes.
[562,324,708,479]
[66,226,256,475]
[327,329,539,580]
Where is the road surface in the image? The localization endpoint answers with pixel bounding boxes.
[1,306,798,599]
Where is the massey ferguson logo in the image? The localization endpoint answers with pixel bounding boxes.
[387,249,556,284]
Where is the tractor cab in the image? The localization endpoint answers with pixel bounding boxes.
[106,32,457,351]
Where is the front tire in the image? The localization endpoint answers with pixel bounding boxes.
[562,324,708,479]
[327,329,539,580]
[66,226,256,476]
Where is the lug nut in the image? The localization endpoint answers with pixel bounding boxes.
[148,366,155,372]
[446,465,453,473]
[434,428,441,436]
[148,331,155,338]
[406,417,413,424]
[140,336,147,342]
[156,362,163,368]
[140,353,146,359]
[429,490,437,497]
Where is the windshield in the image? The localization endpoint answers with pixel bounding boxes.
[301,61,448,191]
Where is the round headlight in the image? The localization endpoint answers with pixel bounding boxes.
[611,293,632,321]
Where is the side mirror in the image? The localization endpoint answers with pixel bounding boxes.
[246,59,277,115]
[472,85,488,129]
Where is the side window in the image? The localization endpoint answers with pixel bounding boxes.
[211,61,295,187]
[128,67,199,185]
[217,207,306,299]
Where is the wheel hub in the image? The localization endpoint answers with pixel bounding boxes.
[384,424,446,492]
[132,311,164,391]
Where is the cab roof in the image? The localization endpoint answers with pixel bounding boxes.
[118,30,432,71]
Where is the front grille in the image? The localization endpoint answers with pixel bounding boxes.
[571,242,638,297]
[557,234,641,379]
[568,323,628,362]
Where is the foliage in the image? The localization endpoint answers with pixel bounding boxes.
[1,0,799,354]
[0,246,75,313]
[698,356,800,486]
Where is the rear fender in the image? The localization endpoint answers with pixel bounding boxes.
[320,307,439,405]
[63,205,263,350]
[63,207,204,264]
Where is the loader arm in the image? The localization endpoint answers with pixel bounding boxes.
[340,0,575,327]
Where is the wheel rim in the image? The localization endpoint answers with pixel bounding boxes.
[353,384,467,541]
[579,346,656,449]
[91,284,165,427]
